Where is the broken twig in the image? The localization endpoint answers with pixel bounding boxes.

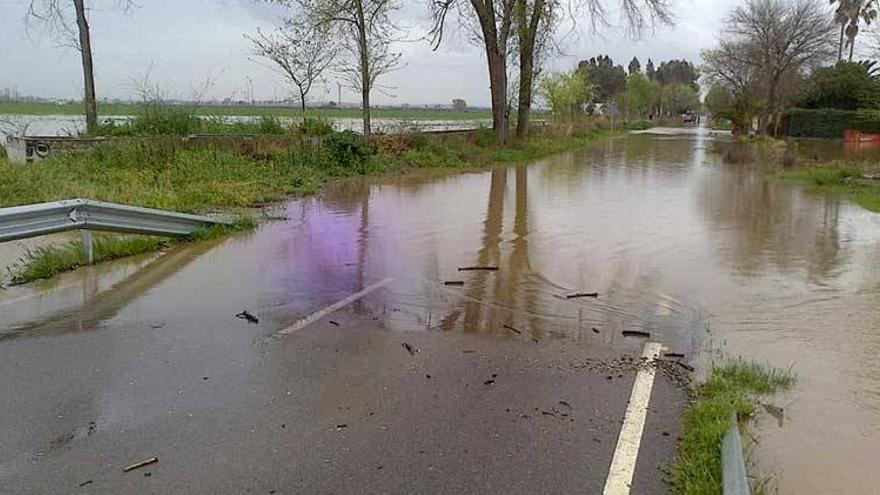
[566,292,599,299]
[123,457,158,473]
[457,266,499,271]
[402,342,419,355]
[622,330,651,338]
[503,324,521,335]
[443,280,465,286]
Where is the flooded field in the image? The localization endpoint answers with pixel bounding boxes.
[0,114,490,142]
[2,130,879,492]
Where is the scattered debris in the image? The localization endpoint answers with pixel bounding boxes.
[592,327,600,334]
[662,431,671,437]
[503,324,521,335]
[123,457,158,473]
[336,424,348,430]
[443,281,465,286]
[426,374,432,379]
[541,410,556,417]
[484,379,495,385]
[532,338,540,343]
[558,400,572,410]
[148,323,165,329]
[402,342,419,355]
[622,330,651,338]
[78,480,93,487]
[377,465,384,470]
[664,352,685,358]
[328,320,340,326]
[235,311,259,324]
[566,292,599,299]
[144,472,152,477]
[457,266,499,271]
[462,349,476,354]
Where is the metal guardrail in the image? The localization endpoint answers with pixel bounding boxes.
[0,199,229,264]
[722,413,750,495]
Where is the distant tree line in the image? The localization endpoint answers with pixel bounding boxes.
[540,55,700,123]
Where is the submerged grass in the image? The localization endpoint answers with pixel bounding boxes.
[8,218,255,284]
[774,163,880,213]
[671,359,795,495]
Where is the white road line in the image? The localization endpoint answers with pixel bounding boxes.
[277,277,394,336]
[602,341,664,495]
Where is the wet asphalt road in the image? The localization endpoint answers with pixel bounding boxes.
[0,242,685,494]
[0,298,684,494]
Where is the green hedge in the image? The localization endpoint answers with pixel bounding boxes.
[781,108,880,138]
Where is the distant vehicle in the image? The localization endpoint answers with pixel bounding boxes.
[682,111,697,124]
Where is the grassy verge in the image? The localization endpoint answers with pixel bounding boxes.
[671,360,795,494]
[0,100,493,121]
[1,126,616,281]
[773,163,880,212]
[8,219,255,284]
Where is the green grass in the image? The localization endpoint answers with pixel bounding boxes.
[0,100,492,121]
[671,360,795,495]
[8,218,255,284]
[775,164,880,213]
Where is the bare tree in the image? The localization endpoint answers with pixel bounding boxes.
[247,20,336,117]
[266,0,401,137]
[718,0,835,133]
[27,1,135,135]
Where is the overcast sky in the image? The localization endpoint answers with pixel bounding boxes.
[0,0,730,106]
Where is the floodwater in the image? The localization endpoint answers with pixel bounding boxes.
[2,129,879,493]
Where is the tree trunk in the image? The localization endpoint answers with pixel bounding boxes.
[73,0,98,135]
[514,0,543,139]
[487,49,509,145]
[838,23,845,62]
[355,0,371,138]
[848,35,856,62]
[300,89,307,118]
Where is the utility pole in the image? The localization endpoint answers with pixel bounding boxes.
[337,82,342,108]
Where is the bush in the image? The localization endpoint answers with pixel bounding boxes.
[781,108,880,138]
[0,143,6,159]
[298,118,334,136]
[323,130,371,171]
[624,120,652,130]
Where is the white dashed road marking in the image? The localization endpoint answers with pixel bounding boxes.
[277,277,394,336]
[603,341,664,495]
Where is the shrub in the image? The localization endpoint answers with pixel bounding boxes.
[624,120,652,130]
[298,118,334,136]
[781,108,880,138]
[323,130,371,171]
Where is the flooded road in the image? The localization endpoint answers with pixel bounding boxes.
[2,130,880,492]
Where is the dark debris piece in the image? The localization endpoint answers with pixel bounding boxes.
[444,281,465,286]
[235,311,259,324]
[566,292,599,299]
[457,266,499,271]
[622,330,651,338]
[402,342,419,355]
[503,324,521,335]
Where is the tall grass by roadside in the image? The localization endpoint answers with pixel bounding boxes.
[0,127,620,214]
[671,360,795,495]
[774,163,880,212]
[7,219,255,284]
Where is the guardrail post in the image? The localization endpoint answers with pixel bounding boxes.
[81,230,94,265]
[722,412,750,495]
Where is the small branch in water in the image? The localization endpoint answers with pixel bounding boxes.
[622,330,651,338]
[444,280,465,286]
[566,292,599,299]
[458,266,499,271]
[123,457,158,473]
[503,324,521,335]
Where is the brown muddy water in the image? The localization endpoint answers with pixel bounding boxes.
[2,130,880,492]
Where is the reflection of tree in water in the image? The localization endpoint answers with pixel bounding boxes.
[696,147,846,281]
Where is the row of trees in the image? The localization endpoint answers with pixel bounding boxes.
[540,55,700,122]
[26,0,678,144]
